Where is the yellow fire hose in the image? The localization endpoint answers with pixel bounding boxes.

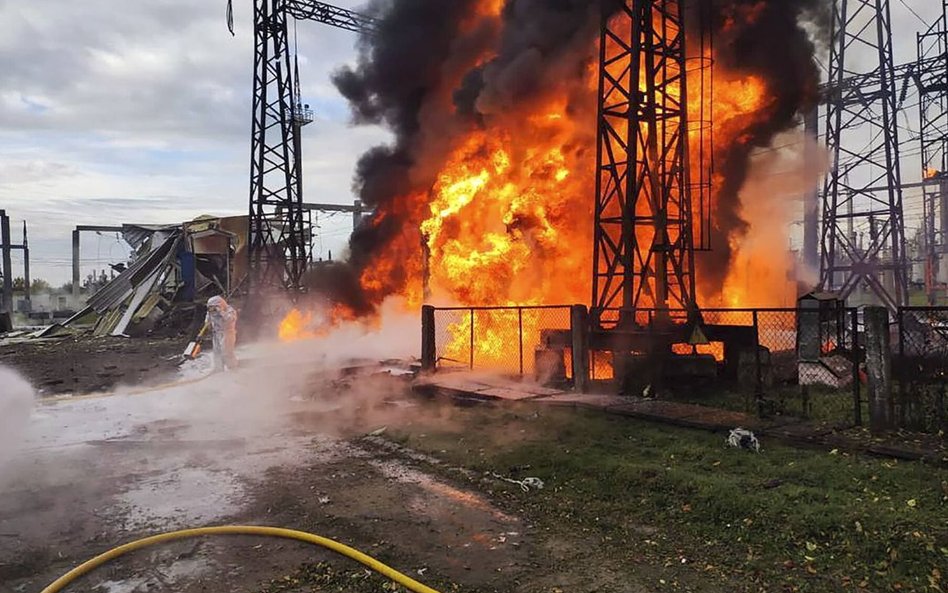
[40,525,441,593]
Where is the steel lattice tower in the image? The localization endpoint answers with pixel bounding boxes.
[249,0,309,292]
[591,0,697,331]
[917,0,948,303]
[247,0,373,294]
[820,0,907,310]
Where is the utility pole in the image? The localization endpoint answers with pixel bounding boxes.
[820,0,907,311]
[0,210,12,317]
[591,0,698,331]
[72,229,80,301]
[21,221,30,310]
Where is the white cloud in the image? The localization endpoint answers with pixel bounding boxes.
[0,0,390,284]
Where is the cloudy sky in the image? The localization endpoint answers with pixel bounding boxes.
[0,0,387,285]
[0,0,942,286]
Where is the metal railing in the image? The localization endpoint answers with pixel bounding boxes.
[428,305,574,377]
[420,304,947,435]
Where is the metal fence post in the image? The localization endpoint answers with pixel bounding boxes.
[896,307,905,428]
[864,307,893,433]
[939,381,947,434]
[851,308,861,427]
[421,305,436,372]
[518,308,524,376]
[752,310,764,416]
[570,305,590,393]
[469,308,475,370]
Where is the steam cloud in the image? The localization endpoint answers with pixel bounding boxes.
[318,0,828,313]
[0,366,35,472]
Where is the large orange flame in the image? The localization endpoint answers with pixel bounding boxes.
[278,303,363,342]
[310,6,805,371]
[279,309,315,342]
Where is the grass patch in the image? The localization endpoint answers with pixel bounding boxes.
[668,382,861,427]
[394,404,948,593]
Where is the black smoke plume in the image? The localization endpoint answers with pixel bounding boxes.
[317,0,828,313]
[694,0,828,296]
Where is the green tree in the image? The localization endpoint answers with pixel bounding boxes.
[12,277,51,294]
[30,278,51,294]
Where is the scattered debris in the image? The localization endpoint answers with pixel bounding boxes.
[726,428,761,453]
[489,472,545,492]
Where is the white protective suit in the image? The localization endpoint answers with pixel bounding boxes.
[205,296,238,371]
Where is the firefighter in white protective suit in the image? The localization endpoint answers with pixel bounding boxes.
[205,296,238,371]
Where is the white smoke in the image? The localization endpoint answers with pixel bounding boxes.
[717,128,829,307]
[0,366,35,466]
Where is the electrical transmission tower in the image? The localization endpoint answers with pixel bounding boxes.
[246,0,374,294]
[820,0,907,310]
[917,0,948,304]
[590,0,698,332]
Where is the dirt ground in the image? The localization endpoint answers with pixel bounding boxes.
[0,335,187,396]
[0,337,674,593]
[3,330,945,593]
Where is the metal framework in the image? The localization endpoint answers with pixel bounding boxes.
[917,0,948,303]
[0,211,29,316]
[591,0,697,330]
[247,0,374,293]
[686,0,713,252]
[820,0,907,311]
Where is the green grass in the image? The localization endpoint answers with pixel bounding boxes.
[669,382,864,427]
[393,405,948,593]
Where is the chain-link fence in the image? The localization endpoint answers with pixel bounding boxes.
[431,306,574,379]
[895,307,948,433]
[425,304,947,434]
[678,308,862,426]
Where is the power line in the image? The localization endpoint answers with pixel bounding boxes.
[898,0,928,26]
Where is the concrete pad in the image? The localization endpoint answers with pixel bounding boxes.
[416,372,569,402]
[478,387,553,401]
[532,392,629,412]
[429,376,497,394]
[516,384,567,396]
[535,393,629,409]
[611,400,709,420]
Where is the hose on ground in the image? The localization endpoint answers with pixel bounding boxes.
[40,525,442,593]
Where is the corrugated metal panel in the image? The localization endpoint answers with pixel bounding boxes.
[111,269,162,336]
[121,224,179,252]
[82,234,180,315]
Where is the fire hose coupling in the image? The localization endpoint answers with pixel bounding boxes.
[40,525,441,593]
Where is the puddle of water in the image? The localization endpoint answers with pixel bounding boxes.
[120,467,241,530]
[96,557,211,593]
[371,460,517,524]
